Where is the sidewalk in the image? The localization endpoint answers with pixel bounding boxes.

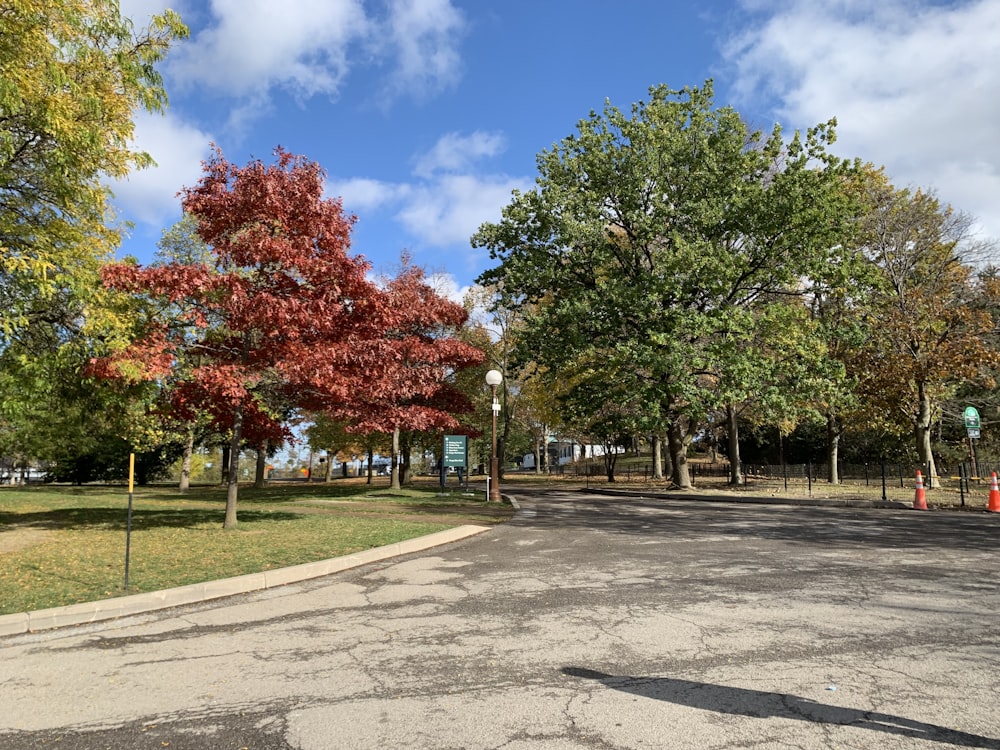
[0,524,491,637]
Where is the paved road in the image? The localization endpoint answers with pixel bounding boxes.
[2,488,999,749]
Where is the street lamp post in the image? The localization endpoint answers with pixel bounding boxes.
[485,369,503,502]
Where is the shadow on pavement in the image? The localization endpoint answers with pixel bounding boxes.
[562,667,1000,748]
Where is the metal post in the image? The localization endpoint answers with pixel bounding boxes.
[489,383,501,503]
[124,452,134,591]
[881,458,887,502]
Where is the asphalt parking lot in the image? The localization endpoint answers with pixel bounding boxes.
[2,488,999,749]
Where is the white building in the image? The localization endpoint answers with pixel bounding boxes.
[521,440,618,469]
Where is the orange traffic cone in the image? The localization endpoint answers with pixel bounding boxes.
[988,473,1000,512]
[913,470,927,510]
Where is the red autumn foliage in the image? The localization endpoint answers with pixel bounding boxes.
[92,147,484,524]
[323,258,485,433]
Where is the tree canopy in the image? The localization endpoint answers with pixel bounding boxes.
[474,81,858,486]
[95,148,483,524]
[0,0,188,340]
[0,2,187,481]
[849,171,1000,483]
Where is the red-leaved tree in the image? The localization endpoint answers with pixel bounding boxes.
[94,148,482,526]
[320,256,485,489]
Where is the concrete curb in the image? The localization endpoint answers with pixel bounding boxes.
[0,524,492,637]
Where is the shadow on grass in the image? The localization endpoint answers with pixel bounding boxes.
[0,507,302,532]
[2,479,492,505]
[0,480,398,505]
[135,483,375,504]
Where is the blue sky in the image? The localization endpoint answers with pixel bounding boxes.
[113,0,1000,298]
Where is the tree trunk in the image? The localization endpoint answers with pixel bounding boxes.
[224,408,243,529]
[324,452,334,482]
[652,434,664,480]
[497,436,505,479]
[401,433,412,485]
[915,383,936,488]
[726,404,742,485]
[179,427,194,493]
[602,440,618,482]
[668,418,693,489]
[254,442,268,488]
[390,427,401,490]
[221,444,230,485]
[827,412,841,485]
[662,436,673,482]
[366,447,374,484]
[500,392,510,480]
[534,435,542,475]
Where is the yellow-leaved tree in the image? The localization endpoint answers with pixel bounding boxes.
[0,1,188,481]
[852,170,1000,486]
[0,0,188,338]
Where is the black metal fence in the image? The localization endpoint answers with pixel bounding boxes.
[557,458,998,506]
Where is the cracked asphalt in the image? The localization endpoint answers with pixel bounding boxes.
[2,488,999,749]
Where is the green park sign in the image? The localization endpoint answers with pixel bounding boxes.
[442,435,468,468]
[964,406,981,439]
[964,406,981,430]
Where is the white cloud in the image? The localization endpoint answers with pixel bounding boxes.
[328,177,411,214]
[108,111,214,226]
[396,174,529,246]
[168,0,369,100]
[159,0,465,123]
[328,132,528,249]
[394,131,525,247]
[119,0,185,26]
[381,0,466,99]
[725,0,1000,242]
[413,131,506,178]
[427,271,473,304]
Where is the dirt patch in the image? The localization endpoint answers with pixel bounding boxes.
[0,528,55,555]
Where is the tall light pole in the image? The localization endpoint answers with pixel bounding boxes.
[485,369,503,502]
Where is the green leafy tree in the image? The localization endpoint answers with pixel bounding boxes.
[464,283,544,477]
[474,81,856,488]
[305,414,354,482]
[714,299,843,484]
[151,215,222,491]
[515,363,567,474]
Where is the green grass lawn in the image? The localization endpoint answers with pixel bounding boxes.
[0,480,512,615]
